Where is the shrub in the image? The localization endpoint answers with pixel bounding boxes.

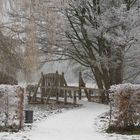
[109,84,140,131]
[0,85,24,131]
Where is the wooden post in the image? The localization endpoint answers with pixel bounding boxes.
[78,72,82,100]
[88,90,91,102]
[62,72,67,86]
[62,72,64,86]
[41,72,45,103]
[64,90,67,104]
[56,92,59,103]
[61,72,65,96]
[68,90,72,98]
[55,71,59,100]
[73,91,77,105]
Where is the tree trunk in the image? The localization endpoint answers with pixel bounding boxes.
[91,67,107,103]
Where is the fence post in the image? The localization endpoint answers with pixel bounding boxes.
[56,91,59,103]
[73,91,77,105]
[41,72,45,103]
[88,90,91,102]
[78,72,82,100]
[64,90,67,104]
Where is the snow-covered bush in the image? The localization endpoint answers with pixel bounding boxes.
[109,84,140,129]
[0,85,24,131]
[0,71,18,85]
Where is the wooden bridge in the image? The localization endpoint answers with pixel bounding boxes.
[27,71,104,104]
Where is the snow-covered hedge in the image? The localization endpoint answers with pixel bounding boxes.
[109,84,140,128]
[0,71,18,85]
[0,85,24,131]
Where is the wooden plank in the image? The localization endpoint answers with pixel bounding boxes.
[32,74,42,102]
[41,86,79,90]
[41,86,104,99]
[41,86,100,91]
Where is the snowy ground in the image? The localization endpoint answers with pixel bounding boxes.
[0,100,140,140]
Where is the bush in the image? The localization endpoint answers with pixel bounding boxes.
[0,71,18,85]
[109,84,140,131]
[0,85,24,131]
[106,125,140,135]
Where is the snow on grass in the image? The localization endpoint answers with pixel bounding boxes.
[95,110,140,140]
[0,102,80,140]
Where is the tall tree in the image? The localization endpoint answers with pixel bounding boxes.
[58,0,140,97]
[0,0,23,77]
[4,0,140,88]
[7,0,67,81]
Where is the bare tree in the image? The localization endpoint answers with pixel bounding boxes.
[6,0,71,81]
[43,0,140,103]
[0,30,23,77]
[3,0,140,89]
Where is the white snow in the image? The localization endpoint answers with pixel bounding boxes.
[0,100,140,140]
[29,101,108,140]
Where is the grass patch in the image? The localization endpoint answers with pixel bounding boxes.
[106,125,140,135]
[0,125,19,132]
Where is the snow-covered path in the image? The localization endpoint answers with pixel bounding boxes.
[0,101,140,140]
[28,101,109,140]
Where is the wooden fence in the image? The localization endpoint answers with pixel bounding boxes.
[27,71,104,104]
